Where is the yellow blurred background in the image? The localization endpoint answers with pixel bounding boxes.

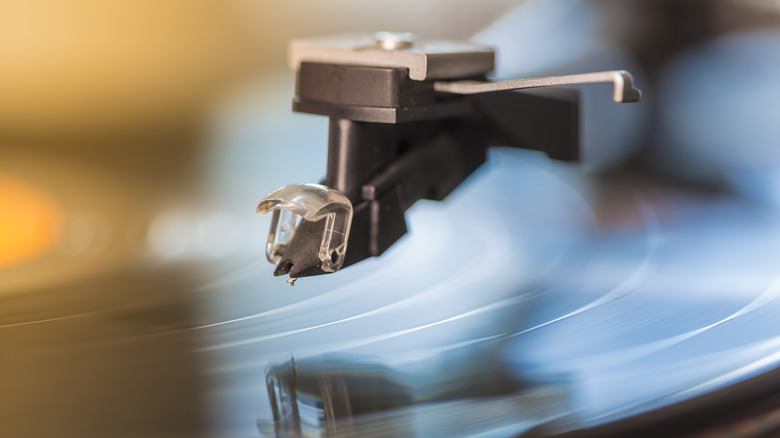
[0,0,520,141]
[0,0,521,292]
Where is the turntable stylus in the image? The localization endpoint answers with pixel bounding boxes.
[257,32,641,283]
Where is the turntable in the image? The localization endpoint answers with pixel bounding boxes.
[4,2,780,438]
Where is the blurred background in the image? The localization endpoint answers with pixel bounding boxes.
[2,0,780,437]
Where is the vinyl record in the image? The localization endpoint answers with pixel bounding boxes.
[196,149,780,437]
[5,92,780,438]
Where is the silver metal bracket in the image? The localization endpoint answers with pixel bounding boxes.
[433,70,641,103]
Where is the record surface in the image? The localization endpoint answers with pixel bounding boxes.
[4,91,780,438]
[197,146,780,437]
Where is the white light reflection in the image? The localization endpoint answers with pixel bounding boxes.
[61,213,112,257]
[146,212,191,259]
[146,210,244,260]
[512,198,661,337]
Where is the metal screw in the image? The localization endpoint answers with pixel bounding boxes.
[374,32,415,51]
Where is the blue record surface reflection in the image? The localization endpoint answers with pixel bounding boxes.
[199,133,780,436]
